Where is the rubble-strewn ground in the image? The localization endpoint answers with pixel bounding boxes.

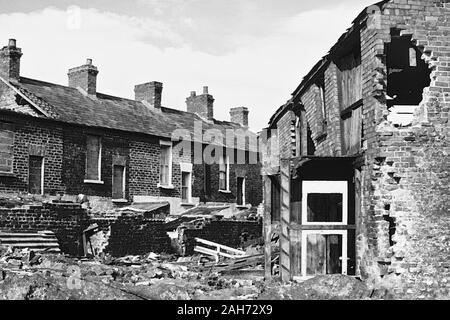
[0,248,399,300]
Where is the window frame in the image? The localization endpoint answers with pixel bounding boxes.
[28,155,44,195]
[301,230,348,278]
[219,155,230,192]
[158,140,173,188]
[84,135,103,184]
[301,180,348,226]
[0,122,15,175]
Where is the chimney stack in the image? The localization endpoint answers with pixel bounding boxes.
[134,81,163,109]
[230,107,249,127]
[186,86,214,120]
[68,58,99,95]
[0,39,23,81]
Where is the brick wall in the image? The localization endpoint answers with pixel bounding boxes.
[0,114,64,195]
[0,202,88,255]
[105,216,172,257]
[179,219,262,255]
[356,0,450,298]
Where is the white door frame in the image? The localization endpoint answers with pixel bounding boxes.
[301,230,348,277]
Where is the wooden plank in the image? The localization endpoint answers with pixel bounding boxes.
[194,238,246,256]
[280,159,291,282]
[263,175,272,280]
[290,228,302,277]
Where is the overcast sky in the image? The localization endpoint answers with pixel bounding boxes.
[0,0,377,132]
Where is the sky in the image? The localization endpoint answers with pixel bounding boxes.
[0,0,377,132]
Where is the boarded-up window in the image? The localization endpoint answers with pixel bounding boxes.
[112,165,125,199]
[86,135,101,181]
[160,143,172,186]
[338,54,362,108]
[271,176,281,222]
[342,106,362,155]
[0,122,14,173]
[219,155,229,191]
[28,155,43,194]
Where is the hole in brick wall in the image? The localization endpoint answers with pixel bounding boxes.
[385,28,432,127]
[385,28,431,107]
[383,215,396,247]
[384,203,391,211]
[375,157,386,165]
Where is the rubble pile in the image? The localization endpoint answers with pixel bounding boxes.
[0,247,264,300]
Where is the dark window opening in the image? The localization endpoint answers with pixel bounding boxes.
[181,172,190,203]
[306,124,316,155]
[237,177,244,205]
[307,193,343,223]
[386,29,431,106]
[383,215,396,247]
[316,77,327,130]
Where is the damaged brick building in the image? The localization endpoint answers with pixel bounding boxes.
[261,0,449,296]
[0,39,262,214]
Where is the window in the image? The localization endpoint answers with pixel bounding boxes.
[181,172,191,203]
[85,135,102,183]
[28,155,44,194]
[302,181,348,225]
[159,141,172,187]
[219,155,229,191]
[300,180,353,278]
[112,165,125,200]
[0,122,14,174]
[236,177,245,205]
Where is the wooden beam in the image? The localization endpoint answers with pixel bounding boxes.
[280,159,291,282]
[263,175,272,280]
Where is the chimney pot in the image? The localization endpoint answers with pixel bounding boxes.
[190,91,196,97]
[8,39,16,48]
[86,58,92,65]
[203,86,208,94]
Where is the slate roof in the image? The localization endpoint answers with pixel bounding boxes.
[3,77,257,151]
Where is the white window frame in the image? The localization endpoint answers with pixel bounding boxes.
[158,140,173,188]
[301,180,348,226]
[112,165,126,201]
[219,155,230,192]
[180,162,192,203]
[301,230,348,278]
[40,157,45,195]
[84,135,103,184]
